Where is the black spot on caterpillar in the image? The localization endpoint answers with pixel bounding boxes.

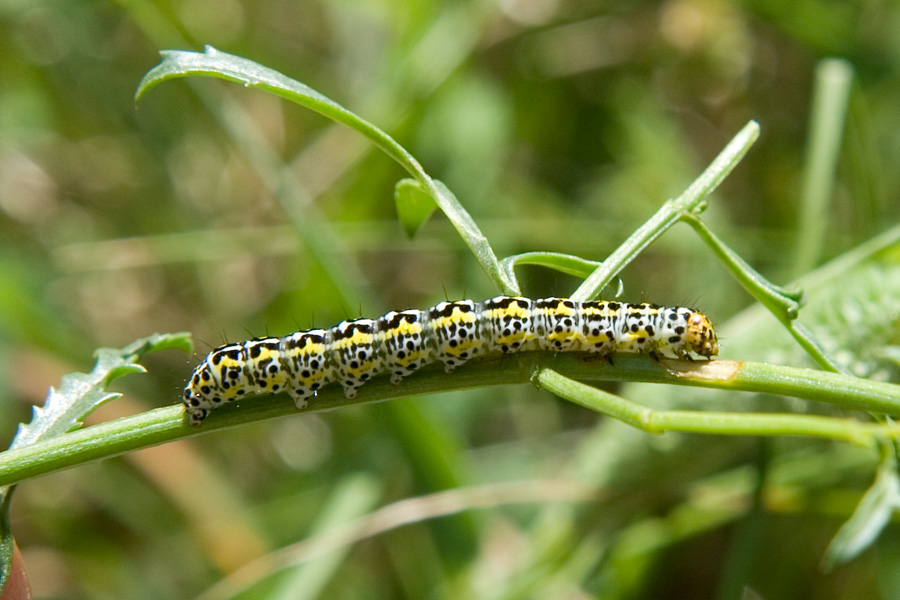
[183,297,718,425]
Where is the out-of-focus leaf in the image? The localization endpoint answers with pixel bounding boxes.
[821,452,900,571]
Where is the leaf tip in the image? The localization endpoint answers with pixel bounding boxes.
[394,178,437,239]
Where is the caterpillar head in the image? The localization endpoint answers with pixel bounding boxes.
[685,311,718,358]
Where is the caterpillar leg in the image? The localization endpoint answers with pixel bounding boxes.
[389,362,425,385]
[183,385,214,427]
[342,382,361,399]
[288,388,313,410]
[186,405,209,427]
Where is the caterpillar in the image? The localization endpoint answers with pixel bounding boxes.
[183,297,718,426]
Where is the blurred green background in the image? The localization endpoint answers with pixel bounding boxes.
[3,0,900,598]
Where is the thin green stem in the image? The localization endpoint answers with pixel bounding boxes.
[786,321,848,374]
[571,120,760,302]
[680,214,846,374]
[499,252,608,291]
[3,354,900,488]
[535,368,898,447]
[680,214,802,318]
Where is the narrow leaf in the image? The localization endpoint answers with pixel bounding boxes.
[821,453,900,571]
[137,47,515,294]
[394,179,436,239]
[501,252,603,281]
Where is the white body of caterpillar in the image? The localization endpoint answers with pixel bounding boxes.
[183,297,718,425]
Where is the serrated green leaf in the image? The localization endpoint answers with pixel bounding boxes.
[0,331,192,592]
[9,332,192,451]
[121,331,193,357]
[104,363,147,384]
[395,178,437,239]
[821,452,900,571]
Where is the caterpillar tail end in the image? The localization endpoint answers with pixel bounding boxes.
[185,404,208,427]
[183,383,209,426]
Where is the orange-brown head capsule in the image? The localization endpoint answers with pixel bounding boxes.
[685,311,718,358]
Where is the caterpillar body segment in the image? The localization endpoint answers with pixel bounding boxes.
[281,329,332,408]
[427,300,483,372]
[330,319,379,399]
[534,297,582,352]
[183,297,718,426]
[376,310,430,384]
[481,296,536,353]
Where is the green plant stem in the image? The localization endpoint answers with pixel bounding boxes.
[571,120,760,302]
[3,354,900,488]
[499,252,605,288]
[681,214,846,374]
[535,369,898,447]
[680,214,803,319]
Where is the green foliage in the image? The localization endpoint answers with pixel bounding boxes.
[394,178,436,239]
[9,334,190,451]
[4,2,900,599]
[823,447,900,571]
[137,47,517,295]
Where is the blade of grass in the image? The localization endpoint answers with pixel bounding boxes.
[198,480,599,600]
[794,59,854,278]
[267,475,382,600]
[207,86,373,303]
[714,441,770,600]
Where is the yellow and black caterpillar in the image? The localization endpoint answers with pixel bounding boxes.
[183,297,718,425]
